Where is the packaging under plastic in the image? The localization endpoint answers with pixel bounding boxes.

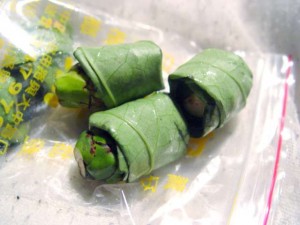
[0,1,299,225]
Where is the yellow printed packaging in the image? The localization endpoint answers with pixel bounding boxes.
[0,1,298,225]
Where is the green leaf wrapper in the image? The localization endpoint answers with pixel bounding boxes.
[74,93,189,183]
[62,41,164,109]
[168,48,253,137]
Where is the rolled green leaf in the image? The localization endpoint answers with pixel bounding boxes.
[74,93,189,183]
[168,48,253,137]
[56,41,164,109]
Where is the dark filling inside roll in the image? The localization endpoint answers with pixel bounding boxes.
[170,81,218,137]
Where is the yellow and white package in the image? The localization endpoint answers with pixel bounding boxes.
[0,1,299,225]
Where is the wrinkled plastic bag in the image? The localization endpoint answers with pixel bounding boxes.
[0,1,299,225]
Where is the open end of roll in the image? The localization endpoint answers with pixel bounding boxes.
[169,79,219,138]
[74,128,128,183]
[183,93,206,118]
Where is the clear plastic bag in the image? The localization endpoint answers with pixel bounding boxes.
[0,1,299,225]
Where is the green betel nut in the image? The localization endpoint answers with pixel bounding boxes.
[74,93,189,183]
[56,41,164,109]
[169,48,253,137]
